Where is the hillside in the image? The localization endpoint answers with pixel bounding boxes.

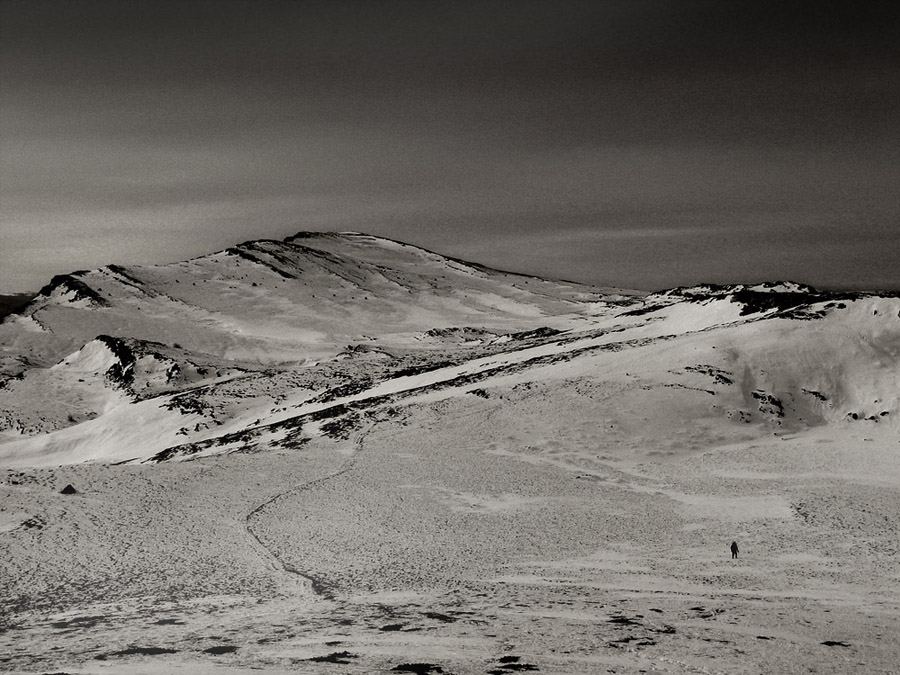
[0,232,638,447]
[1,247,895,466]
[1,233,899,674]
[0,232,631,377]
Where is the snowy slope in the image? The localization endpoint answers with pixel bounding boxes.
[0,232,640,451]
[2,234,900,675]
[1,272,897,466]
[0,232,634,378]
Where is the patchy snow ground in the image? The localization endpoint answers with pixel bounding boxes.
[2,392,898,674]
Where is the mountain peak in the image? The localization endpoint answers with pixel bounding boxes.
[0,231,627,381]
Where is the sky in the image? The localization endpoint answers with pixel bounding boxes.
[2,0,899,293]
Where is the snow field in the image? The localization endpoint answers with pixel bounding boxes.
[3,372,899,673]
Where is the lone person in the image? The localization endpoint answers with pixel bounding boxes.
[730,541,739,559]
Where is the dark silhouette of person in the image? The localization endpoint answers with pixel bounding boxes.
[730,541,739,559]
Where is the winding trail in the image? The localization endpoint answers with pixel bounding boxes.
[243,430,370,600]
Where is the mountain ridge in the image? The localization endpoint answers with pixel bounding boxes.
[2,232,632,372]
[1,231,898,467]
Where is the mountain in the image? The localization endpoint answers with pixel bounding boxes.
[2,232,899,674]
[0,232,638,454]
[0,232,632,376]
[1,231,896,466]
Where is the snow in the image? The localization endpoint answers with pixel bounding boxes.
[1,233,899,674]
[2,314,45,333]
[0,396,205,466]
[52,338,120,374]
[3,394,898,674]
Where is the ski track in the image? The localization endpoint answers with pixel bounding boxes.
[244,430,370,600]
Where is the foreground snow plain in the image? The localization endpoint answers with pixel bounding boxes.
[1,234,899,674]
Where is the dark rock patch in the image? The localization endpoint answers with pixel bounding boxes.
[608,615,642,626]
[115,646,178,656]
[392,664,445,674]
[751,390,784,417]
[96,335,137,386]
[307,651,357,664]
[203,645,238,655]
[509,326,563,341]
[621,302,662,317]
[685,365,733,385]
[321,412,361,440]
[60,484,77,495]
[608,635,640,647]
[422,611,457,623]
[822,640,851,647]
[730,288,818,316]
[95,646,177,659]
[802,389,828,402]
[488,655,540,672]
[22,516,45,530]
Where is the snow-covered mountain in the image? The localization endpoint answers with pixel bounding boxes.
[0,232,629,376]
[0,232,897,466]
[3,232,900,675]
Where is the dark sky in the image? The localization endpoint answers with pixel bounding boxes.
[2,1,898,292]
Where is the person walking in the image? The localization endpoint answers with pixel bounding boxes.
[730,541,739,559]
